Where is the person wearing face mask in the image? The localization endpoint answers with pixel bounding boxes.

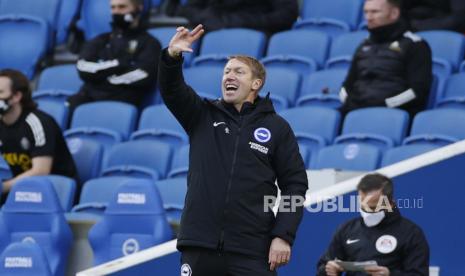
[0,69,77,201]
[316,173,430,276]
[339,0,432,118]
[158,25,308,275]
[67,0,161,113]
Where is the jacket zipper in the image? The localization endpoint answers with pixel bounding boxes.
[218,115,243,252]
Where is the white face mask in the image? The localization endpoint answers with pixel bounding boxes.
[360,208,385,227]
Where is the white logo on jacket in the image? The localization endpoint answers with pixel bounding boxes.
[376,235,397,254]
[254,127,271,143]
[181,263,192,276]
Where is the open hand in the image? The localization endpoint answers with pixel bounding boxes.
[168,24,204,58]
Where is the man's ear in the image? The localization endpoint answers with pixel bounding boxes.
[391,7,400,20]
[11,91,23,104]
[252,79,263,91]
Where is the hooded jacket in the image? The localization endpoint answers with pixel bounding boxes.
[158,49,308,257]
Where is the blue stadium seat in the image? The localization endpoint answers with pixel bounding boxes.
[65,101,138,150]
[0,15,48,79]
[280,107,341,164]
[35,99,69,130]
[403,108,465,146]
[101,140,173,181]
[0,156,12,181]
[192,28,267,67]
[37,64,82,92]
[261,30,330,75]
[72,176,135,214]
[298,144,311,169]
[0,242,52,276]
[78,0,111,40]
[88,179,172,265]
[294,0,364,37]
[24,175,77,212]
[148,27,198,66]
[435,73,465,109]
[32,90,76,105]
[296,69,347,108]
[312,143,381,171]
[260,68,301,111]
[154,177,187,223]
[67,138,103,184]
[325,31,368,69]
[381,144,441,167]
[0,0,60,47]
[167,145,189,179]
[0,178,73,276]
[131,105,188,147]
[182,66,224,99]
[56,0,81,45]
[418,31,465,78]
[335,107,410,151]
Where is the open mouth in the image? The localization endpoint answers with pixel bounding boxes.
[225,84,238,93]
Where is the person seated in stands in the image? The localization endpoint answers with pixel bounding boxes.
[340,0,432,118]
[0,69,77,200]
[67,0,161,113]
[175,0,299,35]
[317,173,430,276]
[403,0,465,33]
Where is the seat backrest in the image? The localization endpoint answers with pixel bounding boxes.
[341,107,410,145]
[88,179,172,264]
[409,108,465,140]
[0,242,53,276]
[21,175,76,212]
[418,31,465,71]
[0,15,48,79]
[56,0,81,45]
[183,66,224,98]
[381,144,440,167]
[67,138,103,184]
[2,178,72,276]
[168,144,189,178]
[0,156,12,180]
[266,30,330,68]
[71,101,138,140]
[80,0,111,40]
[279,106,341,145]
[37,64,82,92]
[260,67,301,108]
[102,140,173,180]
[0,0,61,30]
[154,177,187,213]
[327,31,368,68]
[300,0,364,29]
[199,28,267,59]
[312,143,381,171]
[440,72,465,99]
[36,99,69,130]
[299,69,348,99]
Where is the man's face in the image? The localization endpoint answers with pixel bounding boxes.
[0,77,13,100]
[364,0,400,29]
[222,59,261,107]
[359,189,384,212]
[111,0,137,15]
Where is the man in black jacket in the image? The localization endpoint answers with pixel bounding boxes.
[159,24,308,275]
[67,0,161,113]
[176,0,299,35]
[317,173,429,276]
[340,0,432,117]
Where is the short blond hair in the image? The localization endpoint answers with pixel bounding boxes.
[228,55,266,91]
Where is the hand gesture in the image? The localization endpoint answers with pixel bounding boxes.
[168,24,204,58]
[325,261,344,276]
[268,237,291,271]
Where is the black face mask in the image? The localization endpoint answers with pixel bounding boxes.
[112,12,137,30]
[0,95,13,116]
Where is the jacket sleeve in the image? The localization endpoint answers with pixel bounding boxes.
[270,120,308,246]
[157,48,206,133]
[390,227,430,276]
[316,224,348,276]
[77,34,161,91]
